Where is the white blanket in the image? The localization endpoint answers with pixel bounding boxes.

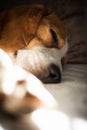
[45,64,87,130]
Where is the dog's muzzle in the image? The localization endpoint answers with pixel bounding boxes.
[14,42,68,84]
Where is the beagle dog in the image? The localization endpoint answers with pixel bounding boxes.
[0,5,68,83]
[0,5,68,129]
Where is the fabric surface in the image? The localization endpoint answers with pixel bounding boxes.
[0,64,87,130]
[45,64,87,118]
[45,64,87,130]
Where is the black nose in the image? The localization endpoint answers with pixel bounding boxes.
[41,64,61,83]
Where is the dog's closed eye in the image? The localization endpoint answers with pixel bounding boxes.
[50,29,58,46]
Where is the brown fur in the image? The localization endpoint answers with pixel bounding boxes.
[0,5,67,52]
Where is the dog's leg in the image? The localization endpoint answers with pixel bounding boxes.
[0,49,57,115]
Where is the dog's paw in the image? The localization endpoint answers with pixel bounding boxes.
[0,49,57,116]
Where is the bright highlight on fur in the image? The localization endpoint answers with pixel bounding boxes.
[32,109,70,130]
[0,49,57,115]
[32,108,87,130]
[0,49,15,95]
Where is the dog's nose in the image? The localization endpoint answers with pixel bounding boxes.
[41,64,61,83]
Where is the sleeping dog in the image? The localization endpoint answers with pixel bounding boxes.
[0,5,68,83]
[0,5,68,130]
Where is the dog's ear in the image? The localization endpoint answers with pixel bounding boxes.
[0,5,67,52]
[21,5,52,44]
[0,5,52,52]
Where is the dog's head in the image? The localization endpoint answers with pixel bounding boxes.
[0,5,68,83]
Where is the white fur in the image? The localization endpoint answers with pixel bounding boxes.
[15,41,68,77]
[0,49,57,110]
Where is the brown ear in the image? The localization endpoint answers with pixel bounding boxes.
[0,5,52,52]
[21,5,52,45]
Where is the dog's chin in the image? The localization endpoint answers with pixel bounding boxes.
[23,63,61,84]
[14,46,63,83]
